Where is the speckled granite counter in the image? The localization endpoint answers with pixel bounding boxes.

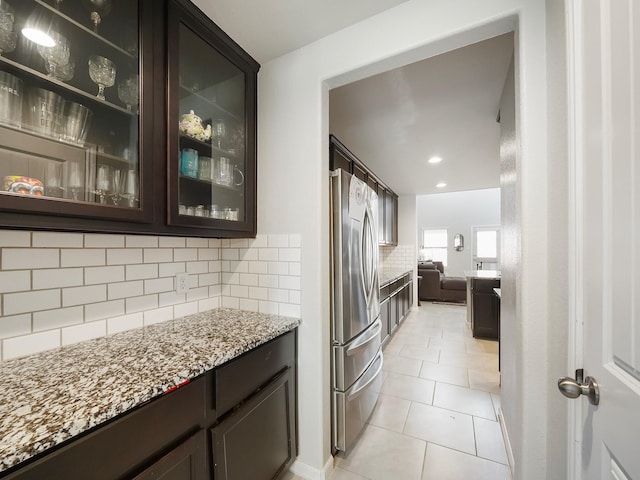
[0,308,300,473]
[379,269,413,287]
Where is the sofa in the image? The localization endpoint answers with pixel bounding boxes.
[417,261,467,302]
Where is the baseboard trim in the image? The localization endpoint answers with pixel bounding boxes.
[289,456,334,480]
[498,407,515,475]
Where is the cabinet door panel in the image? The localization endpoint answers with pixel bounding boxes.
[211,368,296,480]
[132,431,207,480]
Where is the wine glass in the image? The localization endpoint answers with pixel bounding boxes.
[88,55,116,100]
[46,59,75,82]
[94,164,112,204]
[110,168,124,205]
[212,119,226,149]
[37,32,71,77]
[82,0,112,34]
[0,28,16,56]
[67,162,84,201]
[117,75,139,111]
[122,169,138,207]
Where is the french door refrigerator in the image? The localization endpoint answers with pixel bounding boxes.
[330,168,383,453]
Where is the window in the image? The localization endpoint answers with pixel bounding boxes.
[473,226,500,268]
[421,228,448,266]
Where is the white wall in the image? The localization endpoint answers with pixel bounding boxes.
[417,188,500,277]
[255,0,553,478]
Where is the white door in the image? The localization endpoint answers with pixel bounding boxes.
[567,0,640,478]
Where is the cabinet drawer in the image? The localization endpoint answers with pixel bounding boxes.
[380,284,390,300]
[214,331,296,416]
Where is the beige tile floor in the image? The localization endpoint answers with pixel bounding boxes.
[283,302,512,480]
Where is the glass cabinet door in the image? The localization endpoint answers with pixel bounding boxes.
[167,0,257,233]
[0,0,150,224]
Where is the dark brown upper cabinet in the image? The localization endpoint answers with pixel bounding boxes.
[165,0,258,237]
[0,0,259,238]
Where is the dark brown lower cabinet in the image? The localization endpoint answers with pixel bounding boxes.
[132,431,207,480]
[2,330,297,480]
[380,298,390,345]
[211,367,296,480]
[470,278,501,340]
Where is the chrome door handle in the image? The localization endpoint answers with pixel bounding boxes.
[557,369,599,405]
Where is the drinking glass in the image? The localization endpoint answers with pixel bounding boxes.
[44,162,63,198]
[67,162,84,200]
[0,28,15,56]
[117,75,139,111]
[110,168,124,205]
[82,0,112,34]
[212,119,226,149]
[88,55,116,100]
[94,164,112,204]
[37,32,71,77]
[122,169,138,207]
[46,59,75,82]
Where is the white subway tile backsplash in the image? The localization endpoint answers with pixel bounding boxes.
[33,232,84,248]
[0,229,300,361]
[144,277,174,295]
[0,231,30,247]
[107,313,143,335]
[3,330,60,361]
[174,302,198,319]
[143,306,173,326]
[85,266,124,285]
[126,235,159,248]
[279,276,301,290]
[85,300,125,322]
[0,271,31,293]
[174,248,198,262]
[125,264,158,281]
[258,248,278,261]
[158,262,186,277]
[3,249,59,270]
[279,304,301,318]
[63,285,106,307]
[186,238,209,248]
[108,281,144,300]
[268,234,289,248]
[4,289,60,315]
[33,306,84,331]
[85,234,125,248]
[107,248,142,265]
[258,301,279,315]
[159,291,187,307]
[126,294,159,314]
[268,262,289,275]
[61,249,105,268]
[186,261,209,274]
[143,248,172,264]
[61,321,106,346]
[279,248,300,262]
[159,237,186,248]
[221,296,240,309]
[0,314,31,339]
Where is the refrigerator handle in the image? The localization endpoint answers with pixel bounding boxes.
[361,208,376,304]
[346,319,382,356]
[347,352,384,402]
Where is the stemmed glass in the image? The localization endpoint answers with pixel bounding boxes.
[37,32,71,78]
[67,162,84,201]
[117,75,139,112]
[122,169,138,208]
[88,55,116,101]
[46,59,75,82]
[94,164,112,204]
[0,7,17,56]
[110,168,124,205]
[82,0,112,34]
[212,120,226,149]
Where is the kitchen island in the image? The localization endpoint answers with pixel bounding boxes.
[0,308,300,478]
[464,270,501,339]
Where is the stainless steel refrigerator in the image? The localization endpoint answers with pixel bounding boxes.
[330,168,383,453]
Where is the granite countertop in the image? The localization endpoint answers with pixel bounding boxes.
[0,308,300,473]
[379,269,413,287]
[463,269,501,280]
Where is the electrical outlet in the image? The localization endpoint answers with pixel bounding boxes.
[176,272,189,293]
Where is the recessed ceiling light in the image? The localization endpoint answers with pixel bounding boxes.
[428,156,443,164]
[436,182,447,188]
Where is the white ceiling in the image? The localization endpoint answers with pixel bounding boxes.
[192,0,410,64]
[330,33,514,196]
[192,1,514,197]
